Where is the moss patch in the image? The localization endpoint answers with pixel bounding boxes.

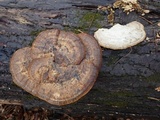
[98,71,108,77]
[23,94,38,100]
[88,89,136,107]
[29,29,44,46]
[106,55,119,66]
[145,73,160,82]
[78,11,104,31]
[64,11,104,32]
[29,29,43,36]
[107,91,135,98]
[105,101,128,107]
[63,26,82,34]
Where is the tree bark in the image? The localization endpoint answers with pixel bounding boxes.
[0,0,160,118]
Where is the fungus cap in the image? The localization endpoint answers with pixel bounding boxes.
[10,29,102,106]
[94,21,146,50]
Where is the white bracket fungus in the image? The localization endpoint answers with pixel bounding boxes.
[94,21,146,50]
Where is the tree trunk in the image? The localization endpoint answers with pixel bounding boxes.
[0,0,160,118]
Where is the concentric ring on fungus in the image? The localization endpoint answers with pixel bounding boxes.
[10,29,102,106]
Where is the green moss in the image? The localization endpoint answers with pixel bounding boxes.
[107,91,135,98]
[89,90,136,107]
[93,98,128,107]
[64,11,104,33]
[29,29,44,46]
[12,83,19,87]
[63,26,82,34]
[98,71,107,77]
[105,101,128,107]
[91,88,104,93]
[30,29,43,36]
[106,55,119,66]
[145,73,160,82]
[78,11,104,31]
[24,94,37,100]
[28,38,34,46]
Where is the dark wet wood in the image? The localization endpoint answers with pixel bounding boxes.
[0,0,160,118]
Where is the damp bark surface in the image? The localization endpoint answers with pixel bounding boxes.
[0,0,160,119]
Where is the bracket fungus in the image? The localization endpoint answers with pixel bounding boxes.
[94,21,146,50]
[10,29,102,106]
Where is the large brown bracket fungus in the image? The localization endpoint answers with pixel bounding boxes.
[10,29,102,106]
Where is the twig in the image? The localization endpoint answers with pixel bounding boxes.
[77,29,84,33]
[63,113,74,120]
[139,16,153,24]
[0,99,22,105]
[114,47,132,65]
[148,97,160,102]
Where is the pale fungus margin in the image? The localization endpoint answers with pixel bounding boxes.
[10,29,102,106]
[94,21,146,50]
